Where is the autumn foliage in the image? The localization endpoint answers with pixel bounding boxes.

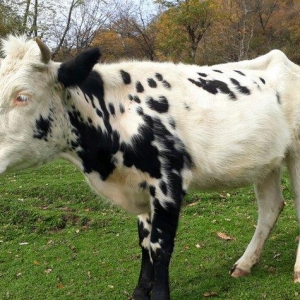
[2,0,300,64]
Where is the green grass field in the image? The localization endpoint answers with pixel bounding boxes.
[0,159,300,299]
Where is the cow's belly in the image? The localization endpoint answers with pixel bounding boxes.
[190,156,284,191]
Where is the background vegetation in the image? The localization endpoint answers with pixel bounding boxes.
[1,0,300,298]
[1,0,300,64]
[0,160,299,299]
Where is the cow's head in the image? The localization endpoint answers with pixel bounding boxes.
[0,35,101,173]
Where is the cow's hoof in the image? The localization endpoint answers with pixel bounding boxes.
[131,289,151,300]
[294,271,300,283]
[230,264,250,278]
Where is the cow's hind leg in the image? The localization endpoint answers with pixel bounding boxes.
[230,167,284,277]
[132,213,154,300]
[287,155,300,282]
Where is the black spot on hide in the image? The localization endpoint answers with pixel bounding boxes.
[67,71,119,180]
[159,180,168,196]
[120,70,131,85]
[147,96,169,113]
[155,73,163,81]
[120,112,192,179]
[134,96,141,104]
[260,77,266,84]
[149,116,193,173]
[138,218,150,243]
[234,70,246,76]
[184,102,191,111]
[162,80,171,89]
[121,117,162,179]
[188,78,236,100]
[169,117,176,129]
[198,73,207,77]
[136,81,144,93]
[276,92,281,104]
[149,185,156,197]
[148,78,157,88]
[139,181,148,190]
[119,104,125,113]
[108,103,115,116]
[136,107,144,115]
[33,115,52,141]
[213,70,223,73]
[230,78,250,95]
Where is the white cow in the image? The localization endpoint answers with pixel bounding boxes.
[0,35,298,299]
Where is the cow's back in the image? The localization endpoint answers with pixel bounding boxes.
[96,60,291,190]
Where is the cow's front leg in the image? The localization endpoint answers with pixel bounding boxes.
[149,179,183,300]
[132,213,154,300]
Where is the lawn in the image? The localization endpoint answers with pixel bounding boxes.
[0,159,299,299]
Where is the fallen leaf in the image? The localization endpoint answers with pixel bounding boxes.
[204,291,218,297]
[57,283,64,289]
[217,232,234,241]
[33,260,39,266]
[45,268,52,274]
[187,202,198,207]
[268,266,276,274]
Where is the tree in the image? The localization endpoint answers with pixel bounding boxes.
[155,0,217,63]
[51,0,110,59]
[0,2,22,38]
[110,0,159,60]
[0,0,110,60]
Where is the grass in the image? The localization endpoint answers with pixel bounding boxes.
[0,159,300,299]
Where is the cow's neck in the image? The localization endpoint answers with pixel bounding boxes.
[61,71,120,181]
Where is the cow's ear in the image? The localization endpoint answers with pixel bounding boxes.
[57,47,101,87]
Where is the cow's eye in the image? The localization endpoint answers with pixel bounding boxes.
[14,94,31,106]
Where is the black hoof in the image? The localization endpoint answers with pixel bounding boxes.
[131,288,151,300]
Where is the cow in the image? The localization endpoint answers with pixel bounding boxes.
[0,35,298,299]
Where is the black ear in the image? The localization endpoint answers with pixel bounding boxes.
[57,47,101,87]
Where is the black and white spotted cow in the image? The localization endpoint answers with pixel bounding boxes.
[0,36,298,299]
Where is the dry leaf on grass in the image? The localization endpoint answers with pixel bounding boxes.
[217,232,234,240]
[187,202,198,207]
[204,291,218,297]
